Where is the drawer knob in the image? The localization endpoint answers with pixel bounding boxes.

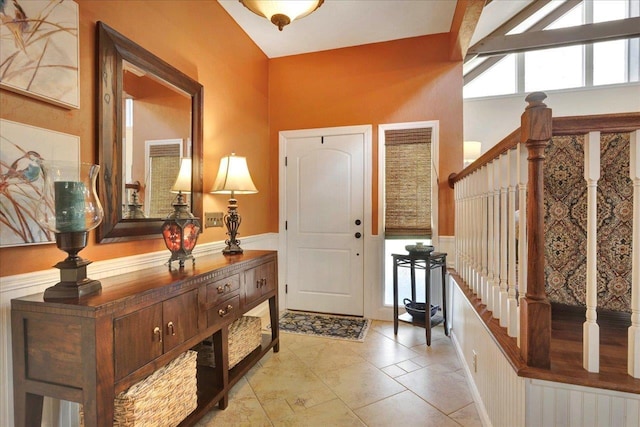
[217,283,232,294]
[167,321,176,336]
[218,304,233,317]
[153,326,163,342]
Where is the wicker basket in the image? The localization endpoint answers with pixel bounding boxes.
[195,339,216,367]
[81,350,197,427]
[229,316,262,369]
[194,316,261,370]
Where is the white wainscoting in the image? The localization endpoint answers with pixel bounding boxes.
[0,233,278,427]
[526,379,640,427]
[451,276,527,427]
[450,275,640,427]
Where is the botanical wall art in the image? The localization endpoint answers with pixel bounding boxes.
[0,119,80,247]
[0,0,80,108]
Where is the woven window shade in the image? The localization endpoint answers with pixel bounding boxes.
[148,144,181,217]
[384,128,432,238]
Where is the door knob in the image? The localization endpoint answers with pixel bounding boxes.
[355,232,362,238]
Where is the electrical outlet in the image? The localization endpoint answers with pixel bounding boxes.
[472,350,478,373]
[205,212,224,228]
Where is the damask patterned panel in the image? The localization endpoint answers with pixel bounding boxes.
[543,133,632,313]
[544,135,587,308]
[597,133,632,312]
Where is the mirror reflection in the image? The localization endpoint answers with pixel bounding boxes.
[121,61,192,219]
[97,21,203,243]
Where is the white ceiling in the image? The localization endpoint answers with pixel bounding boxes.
[218,0,458,58]
[218,0,534,59]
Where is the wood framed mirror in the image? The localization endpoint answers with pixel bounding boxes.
[96,21,203,243]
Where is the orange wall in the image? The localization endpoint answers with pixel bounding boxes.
[0,1,270,276]
[268,33,463,236]
[1,3,463,278]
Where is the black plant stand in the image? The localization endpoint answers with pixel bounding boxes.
[392,252,448,346]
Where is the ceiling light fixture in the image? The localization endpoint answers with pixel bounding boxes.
[239,0,324,31]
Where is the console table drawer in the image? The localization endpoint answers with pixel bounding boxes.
[206,274,240,305]
[207,294,241,329]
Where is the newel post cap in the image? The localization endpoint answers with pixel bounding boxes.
[521,92,552,143]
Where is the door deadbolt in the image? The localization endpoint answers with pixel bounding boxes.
[355,219,361,225]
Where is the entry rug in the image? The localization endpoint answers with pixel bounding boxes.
[278,311,371,342]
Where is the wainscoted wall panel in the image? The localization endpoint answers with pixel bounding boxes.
[526,379,640,427]
[450,278,526,427]
[544,133,632,312]
[450,276,640,427]
[0,234,278,427]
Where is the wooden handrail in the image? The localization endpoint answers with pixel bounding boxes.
[449,111,640,188]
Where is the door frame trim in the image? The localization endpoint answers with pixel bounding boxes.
[279,125,374,316]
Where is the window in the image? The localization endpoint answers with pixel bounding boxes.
[464,0,639,98]
[384,128,432,238]
[380,123,436,306]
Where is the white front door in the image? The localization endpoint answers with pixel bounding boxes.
[284,132,365,316]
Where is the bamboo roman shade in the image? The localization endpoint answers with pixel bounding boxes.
[384,128,432,238]
[148,143,181,217]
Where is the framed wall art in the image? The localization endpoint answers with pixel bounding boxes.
[0,0,80,109]
[0,119,80,247]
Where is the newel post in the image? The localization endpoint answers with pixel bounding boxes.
[519,92,552,369]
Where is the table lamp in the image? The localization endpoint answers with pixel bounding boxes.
[210,153,258,254]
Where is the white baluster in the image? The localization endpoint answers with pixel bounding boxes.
[455,181,460,272]
[462,177,468,284]
[629,130,640,378]
[499,153,509,325]
[468,172,476,294]
[584,131,600,373]
[517,142,528,348]
[492,158,501,314]
[462,177,469,284]
[474,170,481,294]
[481,165,489,302]
[486,161,495,311]
[507,148,518,337]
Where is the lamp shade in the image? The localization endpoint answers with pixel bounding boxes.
[211,153,258,195]
[171,158,192,193]
[240,0,324,31]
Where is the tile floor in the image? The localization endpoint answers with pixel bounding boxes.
[196,319,482,427]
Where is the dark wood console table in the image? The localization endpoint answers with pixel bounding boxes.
[11,250,278,427]
[392,252,447,346]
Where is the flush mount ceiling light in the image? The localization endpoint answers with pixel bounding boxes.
[239,0,324,31]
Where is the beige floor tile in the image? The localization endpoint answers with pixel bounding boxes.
[200,319,478,426]
[449,402,484,427]
[396,358,422,372]
[354,390,461,427]
[195,378,271,427]
[343,331,422,368]
[409,339,462,371]
[272,398,365,427]
[317,361,406,409]
[373,320,449,348]
[395,365,473,415]
[380,364,407,378]
[290,340,368,374]
[247,354,337,411]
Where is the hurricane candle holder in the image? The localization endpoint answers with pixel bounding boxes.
[38,162,104,300]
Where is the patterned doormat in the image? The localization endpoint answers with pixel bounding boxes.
[278,311,371,342]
